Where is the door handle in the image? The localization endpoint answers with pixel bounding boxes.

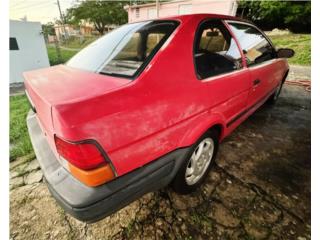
[253,79,261,86]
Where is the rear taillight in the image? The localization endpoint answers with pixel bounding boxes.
[55,136,105,170]
[54,136,115,187]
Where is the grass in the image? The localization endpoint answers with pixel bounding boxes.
[46,36,99,66]
[62,35,98,49]
[268,34,311,65]
[10,95,35,162]
[47,45,79,65]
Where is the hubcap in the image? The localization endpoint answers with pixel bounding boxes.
[185,138,214,185]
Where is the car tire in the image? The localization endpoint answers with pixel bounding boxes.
[267,81,284,104]
[171,130,219,194]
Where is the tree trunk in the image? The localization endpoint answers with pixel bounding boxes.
[97,28,104,35]
[94,22,104,35]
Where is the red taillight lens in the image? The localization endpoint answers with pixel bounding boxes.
[54,136,106,170]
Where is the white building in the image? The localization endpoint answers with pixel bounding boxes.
[10,20,50,84]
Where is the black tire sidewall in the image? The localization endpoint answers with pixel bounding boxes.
[172,130,219,194]
[274,82,283,100]
[268,82,283,104]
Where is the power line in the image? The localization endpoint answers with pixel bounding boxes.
[11,2,53,11]
[10,0,72,11]
[10,1,49,9]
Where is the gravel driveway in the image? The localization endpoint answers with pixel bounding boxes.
[10,83,310,240]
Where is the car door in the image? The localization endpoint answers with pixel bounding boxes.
[193,19,251,126]
[226,21,279,108]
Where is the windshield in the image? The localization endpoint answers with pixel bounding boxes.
[66,20,179,78]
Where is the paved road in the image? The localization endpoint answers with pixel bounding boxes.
[287,65,311,81]
[10,84,310,240]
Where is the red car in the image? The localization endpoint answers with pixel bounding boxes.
[25,14,293,222]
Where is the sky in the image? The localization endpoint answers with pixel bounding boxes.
[9,0,75,24]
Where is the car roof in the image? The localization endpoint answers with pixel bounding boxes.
[156,13,248,23]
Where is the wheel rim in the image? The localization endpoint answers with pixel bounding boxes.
[185,138,214,186]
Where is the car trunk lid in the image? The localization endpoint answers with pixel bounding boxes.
[24,65,131,134]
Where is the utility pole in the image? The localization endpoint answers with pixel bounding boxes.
[129,0,132,23]
[53,0,64,64]
[54,35,62,64]
[56,0,67,40]
[156,0,159,18]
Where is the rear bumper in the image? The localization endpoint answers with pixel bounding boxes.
[27,110,189,222]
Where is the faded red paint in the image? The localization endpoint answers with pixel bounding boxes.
[24,14,289,177]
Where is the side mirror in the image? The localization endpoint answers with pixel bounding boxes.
[277,48,295,58]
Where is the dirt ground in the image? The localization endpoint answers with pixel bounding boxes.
[10,83,310,240]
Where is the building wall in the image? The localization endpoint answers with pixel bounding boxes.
[127,0,238,23]
[10,20,50,83]
[47,35,56,43]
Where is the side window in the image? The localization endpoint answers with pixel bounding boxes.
[194,19,243,79]
[146,33,165,56]
[227,22,276,66]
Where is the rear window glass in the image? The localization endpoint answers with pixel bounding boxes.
[66,20,179,79]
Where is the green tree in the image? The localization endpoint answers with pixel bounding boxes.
[42,22,55,41]
[284,1,311,33]
[66,0,128,35]
[237,0,310,33]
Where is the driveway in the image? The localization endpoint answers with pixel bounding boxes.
[287,65,311,81]
[10,83,310,240]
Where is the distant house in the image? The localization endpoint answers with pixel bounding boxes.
[78,22,118,35]
[54,24,80,41]
[125,0,238,23]
[79,23,94,36]
[47,35,56,44]
[10,20,50,84]
[54,22,118,41]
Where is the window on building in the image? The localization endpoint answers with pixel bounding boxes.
[194,20,242,79]
[227,22,276,66]
[10,37,19,50]
[178,4,192,15]
[136,8,140,18]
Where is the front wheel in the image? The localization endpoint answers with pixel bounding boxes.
[171,130,219,194]
[267,82,283,104]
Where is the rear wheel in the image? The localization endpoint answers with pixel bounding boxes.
[172,130,219,194]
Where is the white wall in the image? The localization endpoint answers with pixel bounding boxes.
[10,20,50,84]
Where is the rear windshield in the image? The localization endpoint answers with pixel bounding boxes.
[66,20,179,78]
